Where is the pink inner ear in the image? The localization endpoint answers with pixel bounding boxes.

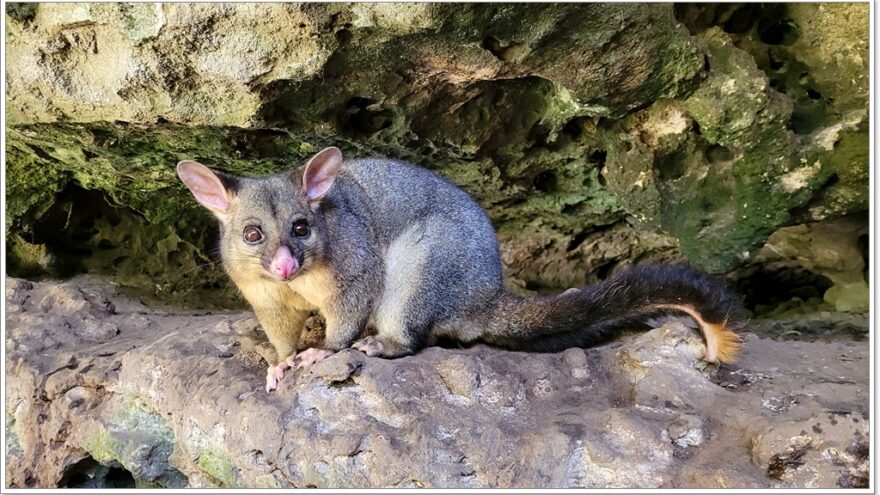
[306,174,334,200]
[303,148,342,201]
[178,162,231,211]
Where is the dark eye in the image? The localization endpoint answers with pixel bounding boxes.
[243,225,264,244]
[293,220,310,238]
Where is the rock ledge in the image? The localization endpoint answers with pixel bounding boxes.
[4,277,869,488]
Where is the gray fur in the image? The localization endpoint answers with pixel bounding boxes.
[181,151,504,363]
[178,148,742,375]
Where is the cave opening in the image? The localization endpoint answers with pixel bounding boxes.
[6,181,238,309]
[8,184,132,279]
[58,456,136,488]
[733,263,834,314]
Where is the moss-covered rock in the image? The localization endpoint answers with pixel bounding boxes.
[4,3,868,311]
[75,397,186,488]
[747,214,869,313]
[675,3,869,223]
[603,27,832,273]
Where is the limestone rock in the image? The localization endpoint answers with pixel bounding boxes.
[4,277,869,488]
[4,4,868,307]
[735,213,869,314]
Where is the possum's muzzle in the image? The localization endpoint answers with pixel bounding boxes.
[269,245,299,281]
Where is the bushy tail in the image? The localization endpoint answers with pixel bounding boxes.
[483,264,745,363]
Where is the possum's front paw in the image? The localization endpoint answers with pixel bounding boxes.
[265,362,289,393]
[293,347,334,369]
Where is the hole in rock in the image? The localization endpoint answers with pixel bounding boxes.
[723,4,761,33]
[788,104,825,135]
[481,35,527,62]
[594,260,618,280]
[758,19,799,46]
[528,124,552,146]
[482,35,502,57]
[768,50,786,71]
[857,234,869,278]
[769,78,787,94]
[734,264,833,312]
[335,28,353,45]
[231,130,290,159]
[705,144,734,164]
[562,119,583,139]
[58,456,135,488]
[656,152,687,181]
[17,186,123,278]
[337,97,394,135]
[532,171,558,193]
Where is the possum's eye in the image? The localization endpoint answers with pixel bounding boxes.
[293,219,310,238]
[243,225,264,244]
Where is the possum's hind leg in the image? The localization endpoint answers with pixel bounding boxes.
[354,223,432,358]
[352,334,419,358]
[355,216,500,358]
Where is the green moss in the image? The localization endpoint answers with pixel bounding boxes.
[4,3,868,299]
[6,234,50,277]
[197,448,242,488]
[83,429,122,466]
[678,4,869,227]
[5,137,71,231]
[5,399,23,457]
[800,123,870,220]
[646,29,832,272]
[80,399,186,488]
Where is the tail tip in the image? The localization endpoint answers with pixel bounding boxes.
[704,320,743,364]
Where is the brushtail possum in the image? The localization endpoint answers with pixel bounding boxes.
[177,147,743,392]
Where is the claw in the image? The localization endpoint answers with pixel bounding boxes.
[264,357,292,393]
[294,348,334,369]
[265,366,279,393]
[351,336,384,357]
[265,348,335,391]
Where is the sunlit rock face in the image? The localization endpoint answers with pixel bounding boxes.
[5,3,867,315]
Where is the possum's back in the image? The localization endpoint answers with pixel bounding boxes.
[338,158,498,248]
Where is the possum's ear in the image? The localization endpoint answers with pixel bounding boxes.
[177,160,237,220]
[302,147,342,203]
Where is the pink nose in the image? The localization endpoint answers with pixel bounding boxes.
[270,246,298,280]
